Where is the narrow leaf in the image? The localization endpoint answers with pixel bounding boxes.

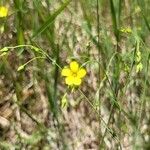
[32,0,71,39]
[17,65,25,71]
[0,47,9,52]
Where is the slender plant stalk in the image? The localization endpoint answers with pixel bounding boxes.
[96,0,102,148]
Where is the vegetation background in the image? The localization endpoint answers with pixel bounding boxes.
[0,0,150,149]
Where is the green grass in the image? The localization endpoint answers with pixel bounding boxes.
[0,0,150,149]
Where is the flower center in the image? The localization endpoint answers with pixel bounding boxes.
[72,72,77,77]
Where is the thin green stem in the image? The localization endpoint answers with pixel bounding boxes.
[78,89,116,138]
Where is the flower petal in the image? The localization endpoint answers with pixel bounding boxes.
[73,77,81,86]
[61,68,72,76]
[65,76,74,85]
[70,61,79,73]
[0,6,8,18]
[77,68,86,78]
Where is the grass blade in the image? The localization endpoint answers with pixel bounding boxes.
[109,0,118,41]
[32,0,71,39]
[137,0,150,32]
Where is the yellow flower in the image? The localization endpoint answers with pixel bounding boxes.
[0,6,8,18]
[120,27,132,33]
[61,61,86,86]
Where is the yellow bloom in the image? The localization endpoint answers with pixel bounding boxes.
[61,61,86,86]
[120,27,132,33]
[0,6,8,18]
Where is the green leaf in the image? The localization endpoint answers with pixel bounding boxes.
[0,52,7,57]
[0,47,9,52]
[109,0,122,41]
[137,0,150,32]
[61,93,68,109]
[32,0,71,39]
[109,0,118,37]
[136,62,143,73]
[17,65,25,71]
